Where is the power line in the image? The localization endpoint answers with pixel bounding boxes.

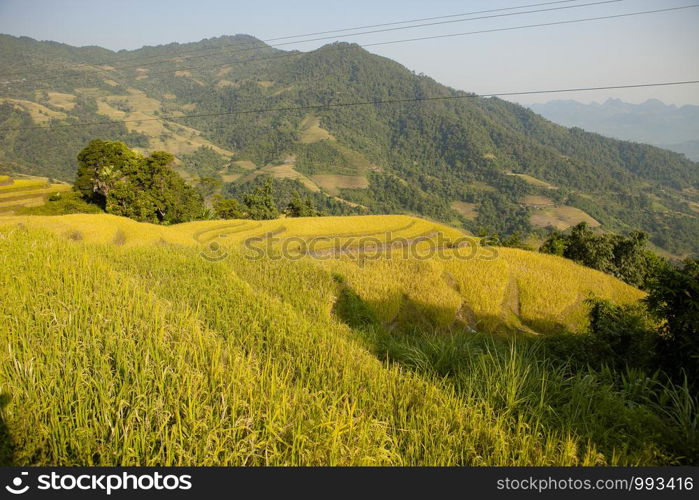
[0,0,586,79]
[363,3,699,49]
[13,2,693,89]
[2,0,621,85]
[265,0,581,41]
[2,80,697,133]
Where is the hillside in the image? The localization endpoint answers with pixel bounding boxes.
[1,34,698,255]
[530,98,699,160]
[7,213,690,466]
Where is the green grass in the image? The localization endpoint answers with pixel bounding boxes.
[0,216,694,465]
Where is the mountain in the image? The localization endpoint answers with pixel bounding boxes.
[1,34,698,256]
[530,98,699,160]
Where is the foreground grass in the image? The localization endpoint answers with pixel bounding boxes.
[0,218,688,465]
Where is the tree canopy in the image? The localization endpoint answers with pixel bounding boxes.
[540,222,665,288]
[75,139,205,224]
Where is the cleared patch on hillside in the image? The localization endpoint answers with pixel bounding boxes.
[466,181,497,193]
[257,80,274,88]
[333,143,377,172]
[271,86,293,96]
[521,195,555,207]
[46,92,76,110]
[0,99,66,124]
[299,115,334,144]
[507,173,557,189]
[75,87,111,98]
[531,206,600,230]
[173,71,206,86]
[215,80,238,88]
[451,201,478,220]
[221,173,242,182]
[95,92,234,158]
[232,160,257,170]
[240,163,321,192]
[311,175,369,195]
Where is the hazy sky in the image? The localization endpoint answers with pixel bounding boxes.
[1,0,698,105]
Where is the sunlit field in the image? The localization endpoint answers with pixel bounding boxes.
[0,214,692,466]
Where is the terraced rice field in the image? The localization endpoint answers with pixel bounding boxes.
[0,213,640,335]
[0,176,71,215]
[3,212,681,467]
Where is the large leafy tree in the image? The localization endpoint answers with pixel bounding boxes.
[540,222,665,288]
[645,259,699,388]
[75,140,206,224]
[243,178,279,220]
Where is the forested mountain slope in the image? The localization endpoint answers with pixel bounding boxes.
[1,34,697,255]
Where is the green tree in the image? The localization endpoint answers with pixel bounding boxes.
[75,139,140,207]
[539,230,568,256]
[214,198,247,219]
[645,259,699,388]
[75,140,206,224]
[286,191,319,217]
[243,178,279,220]
[540,222,664,288]
[586,298,655,369]
[197,176,222,200]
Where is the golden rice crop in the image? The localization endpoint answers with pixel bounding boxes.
[1,214,672,466]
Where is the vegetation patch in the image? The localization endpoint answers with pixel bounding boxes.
[531,205,600,230]
[507,173,557,189]
[451,201,478,220]
[299,115,334,144]
[311,174,369,195]
[522,195,555,207]
[95,97,234,157]
[0,98,66,124]
[46,92,76,111]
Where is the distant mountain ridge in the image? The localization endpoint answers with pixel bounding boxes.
[0,34,698,255]
[530,98,699,160]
